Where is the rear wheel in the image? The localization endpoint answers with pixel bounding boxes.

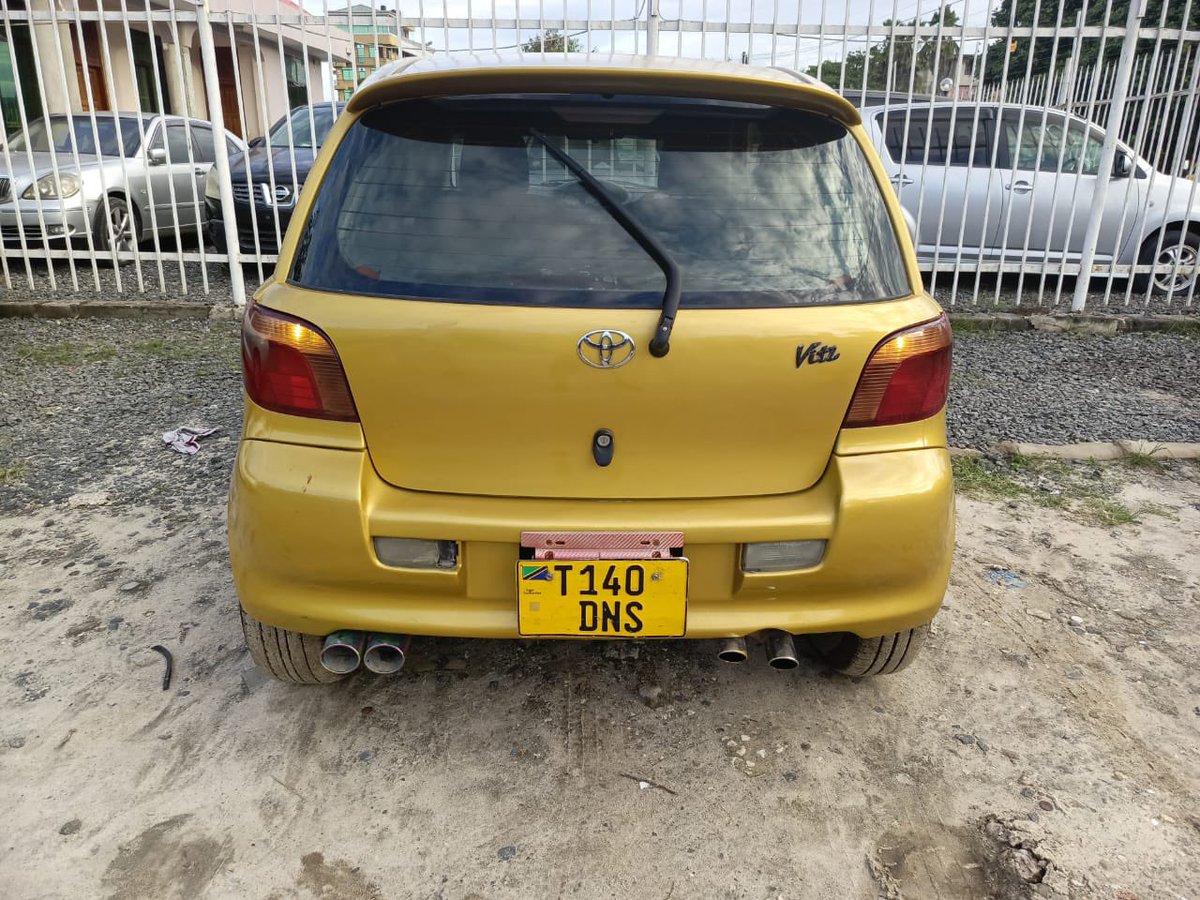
[1137,228,1199,297]
[240,607,346,684]
[805,625,928,677]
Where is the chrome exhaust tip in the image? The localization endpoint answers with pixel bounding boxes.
[717,637,748,663]
[765,630,799,670]
[362,634,411,675]
[320,630,366,674]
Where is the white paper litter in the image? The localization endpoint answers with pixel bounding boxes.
[162,426,219,455]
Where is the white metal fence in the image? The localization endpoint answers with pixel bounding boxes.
[1,0,1198,310]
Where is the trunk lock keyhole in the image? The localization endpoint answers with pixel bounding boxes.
[592,429,615,467]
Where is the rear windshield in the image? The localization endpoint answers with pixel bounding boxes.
[291,94,909,307]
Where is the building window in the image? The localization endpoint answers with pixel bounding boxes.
[130,29,171,115]
[284,53,307,108]
[0,24,42,138]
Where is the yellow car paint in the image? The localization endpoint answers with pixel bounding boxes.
[229,55,954,646]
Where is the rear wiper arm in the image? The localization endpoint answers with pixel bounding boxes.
[528,129,681,358]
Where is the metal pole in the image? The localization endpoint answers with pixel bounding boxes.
[195,0,246,306]
[1070,0,1146,312]
[646,0,659,56]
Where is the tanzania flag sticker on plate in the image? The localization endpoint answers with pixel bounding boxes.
[517,558,688,637]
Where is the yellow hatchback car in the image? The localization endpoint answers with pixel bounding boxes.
[228,55,954,684]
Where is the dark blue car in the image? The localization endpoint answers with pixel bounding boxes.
[206,103,344,256]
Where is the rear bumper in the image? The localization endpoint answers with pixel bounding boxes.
[229,438,954,640]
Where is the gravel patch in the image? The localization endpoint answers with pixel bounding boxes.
[0,318,241,514]
[2,320,1198,516]
[949,330,1200,447]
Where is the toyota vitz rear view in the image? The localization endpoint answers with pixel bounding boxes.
[228,55,955,683]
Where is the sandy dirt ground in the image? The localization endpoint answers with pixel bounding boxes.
[2,458,1199,900]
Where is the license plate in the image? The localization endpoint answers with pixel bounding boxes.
[517,559,688,637]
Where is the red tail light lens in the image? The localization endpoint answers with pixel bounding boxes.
[844,314,952,428]
[242,304,358,421]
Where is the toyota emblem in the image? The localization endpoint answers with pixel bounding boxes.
[577,330,635,369]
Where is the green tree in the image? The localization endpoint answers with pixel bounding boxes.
[981,0,1200,84]
[521,29,582,53]
[807,6,961,95]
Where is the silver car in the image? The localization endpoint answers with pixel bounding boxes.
[862,102,1200,296]
[0,113,244,254]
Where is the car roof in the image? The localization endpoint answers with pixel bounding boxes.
[346,52,859,125]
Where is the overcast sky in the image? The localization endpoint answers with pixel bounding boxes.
[308,0,1000,67]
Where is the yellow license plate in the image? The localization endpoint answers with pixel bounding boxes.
[517,559,688,637]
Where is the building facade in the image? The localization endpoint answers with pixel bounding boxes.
[0,0,352,142]
[330,4,425,101]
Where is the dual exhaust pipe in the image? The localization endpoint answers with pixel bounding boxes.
[325,630,796,673]
[321,631,410,675]
[718,630,799,670]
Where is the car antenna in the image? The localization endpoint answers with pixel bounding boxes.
[528,129,681,358]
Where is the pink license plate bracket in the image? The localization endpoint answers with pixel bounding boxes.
[521,531,684,560]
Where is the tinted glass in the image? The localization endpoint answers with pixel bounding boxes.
[1001,110,1103,175]
[190,125,215,163]
[9,115,142,157]
[268,104,340,149]
[292,95,909,308]
[880,108,994,167]
[149,123,193,163]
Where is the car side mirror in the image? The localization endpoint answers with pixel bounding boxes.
[1114,153,1133,178]
[148,147,167,165]
[248,136,265,149]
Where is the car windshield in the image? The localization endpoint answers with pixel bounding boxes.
[292,94,909,308]
[8,115,143,157]
[268,105,340,149]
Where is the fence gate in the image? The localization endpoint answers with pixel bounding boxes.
[1,0,1197,310]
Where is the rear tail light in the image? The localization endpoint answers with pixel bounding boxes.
[242,304,358,421]
[844,314,952,428]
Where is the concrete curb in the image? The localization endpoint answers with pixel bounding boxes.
[988,440,1200,460]
[0,301,213,320]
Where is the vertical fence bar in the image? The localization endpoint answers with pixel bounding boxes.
[1051,1,1116,308]
[43,0,101,291]
[91,3,149,288]
[12,4,70,291]
[196,0,245,306]
[0,4,39,289]
[1071,0,1145,312]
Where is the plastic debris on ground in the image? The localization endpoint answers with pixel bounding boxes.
[162,426,218,455]
[984,565,1027,589]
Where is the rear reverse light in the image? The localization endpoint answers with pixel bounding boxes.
[844,313,952,428]
[242,304,358,421]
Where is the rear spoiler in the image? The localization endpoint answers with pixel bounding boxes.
[344,62,862,127]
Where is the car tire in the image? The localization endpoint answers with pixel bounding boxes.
[92,195,139,260]
[240,606,346,684]
[1137,228,1199,297]
[805,625,928,677]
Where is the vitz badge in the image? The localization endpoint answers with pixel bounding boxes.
[796,341,840,368]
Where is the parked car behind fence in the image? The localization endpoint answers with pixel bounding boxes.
[863,102,1200,297]
[0,113,244,256]
[206,103,345,257]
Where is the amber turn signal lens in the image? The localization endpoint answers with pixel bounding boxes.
[844,313,952,428]
[242,304,358,421]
